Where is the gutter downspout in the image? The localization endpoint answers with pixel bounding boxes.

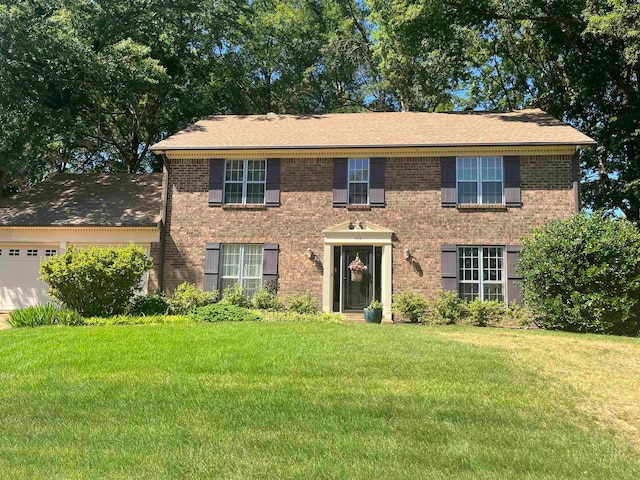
[157,153,170,292]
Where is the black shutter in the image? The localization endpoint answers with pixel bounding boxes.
[332,159,348,207]
[263,243,279,285]
[369,157,385,207]
[441,244,458,292]
[441,157,456,207]
[204,242,221,292]
[208,159,225,206]
[504,156,521,207]
[265,158,281,207]
[506,245,523,304]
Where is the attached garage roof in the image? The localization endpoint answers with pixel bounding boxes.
[150,109,596,151]
[0,173,163,227]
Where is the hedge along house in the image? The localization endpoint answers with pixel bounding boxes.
[0,174,163,311]
[151,110,595,320]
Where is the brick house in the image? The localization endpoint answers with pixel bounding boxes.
[150,110,595,319]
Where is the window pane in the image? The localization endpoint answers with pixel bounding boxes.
[457,157,478,181]
[247,160,266,182]
[225,160,243,182]
[481,157,503,181]
[224,183,243,204]
[246,183,265,204]
[482,181,503,204]
[482,247,503,284]
[349,183,368,205]
[243,245,263,278]
[483,284,504,302]
[220,278,238,294]
[221,245,241,277]
[459,283,479,302]
[242,278,262,298]
[458,182,478,204]
[348,159,369,182]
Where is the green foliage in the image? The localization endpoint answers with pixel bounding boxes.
[260,311,345,323]
[465,298,506,328]
[220,284,251,308]
[519,212,640,336]
[285,292,319,314]
[39,244,153,317]
[82,315,191,326]
[392,291,430,323]
[128,292,170,316]
[506,303,536,328]
[433,290,467,325]
[251,287,284,311]
[189,303,261,323]
[8,304,83,327]
[169,282,218,314]
[367,299,383,310]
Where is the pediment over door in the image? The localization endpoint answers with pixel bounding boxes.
[323,220,393,245]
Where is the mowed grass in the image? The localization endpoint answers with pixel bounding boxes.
[0,323,639,479]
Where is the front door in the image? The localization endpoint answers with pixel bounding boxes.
[343,247,373,310]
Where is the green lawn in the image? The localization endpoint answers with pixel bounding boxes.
[0,322,639,479]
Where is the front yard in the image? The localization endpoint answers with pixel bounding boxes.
[0,322,639,479]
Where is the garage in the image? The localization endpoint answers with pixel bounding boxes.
[0,173,163,311]
[0,246,57,310]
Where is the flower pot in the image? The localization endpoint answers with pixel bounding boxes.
[364,307,383,324]
[351,270,364,283]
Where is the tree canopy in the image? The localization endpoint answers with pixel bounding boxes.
[1,0,638,221]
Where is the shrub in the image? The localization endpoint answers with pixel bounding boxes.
[506,303,536,328]
[519,212,640,336]
[260,311,344,323]
[465,298,505,327]
[189,303,260,323]
[433,290,468,324]
[83,315,190,326]
[286,292,318,314]
[392,291,430,323]
[39,244,153,317]
[128,292,170,316]
[8,304,83,327]
[169,282,218,314]
[251,287,284,311]
[220,284,251,308]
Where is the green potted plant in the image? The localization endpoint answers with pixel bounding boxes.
[364,299,383,324]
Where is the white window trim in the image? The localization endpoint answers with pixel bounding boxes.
[456,157,504,205]
[223,159,267,205]
[457,246,505,302]
[347,158,370,205]
[220,244,264,293]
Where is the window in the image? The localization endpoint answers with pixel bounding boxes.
[348,158,369,205]
[26,249,38,257]
[224,159,266,204]
[45,249,57,257]
[9,249,19,257]
[220,244,263,297]
[457,157,503,205]
[458,246,504,302]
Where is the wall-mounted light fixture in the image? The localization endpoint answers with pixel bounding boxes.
[306,248,314,260]
[404,248,411,261]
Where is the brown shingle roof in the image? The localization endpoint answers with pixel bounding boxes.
[0,173,163,227]
[150,109,596,151]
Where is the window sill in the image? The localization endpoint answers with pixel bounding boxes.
[457,204,508,211]
[222,204,267,211]
[346,205,371,211]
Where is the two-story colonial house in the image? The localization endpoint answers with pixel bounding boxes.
[149,109,595,319]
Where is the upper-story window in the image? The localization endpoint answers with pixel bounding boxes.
[224,160,267,205]
[457,157,503,205]
[348,158,369,205]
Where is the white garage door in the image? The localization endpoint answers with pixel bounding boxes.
[0,247,57,311]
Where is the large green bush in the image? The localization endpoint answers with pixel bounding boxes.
[519,212,640,336]
[220,284,251,308]
[8,304,83,327]
[285,292,318,314]
[128,292,171,316]
[39,244,153,317]
[169,282,218,314]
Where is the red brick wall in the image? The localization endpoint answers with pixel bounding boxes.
[160,155,575,303]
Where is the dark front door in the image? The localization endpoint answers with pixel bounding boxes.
[343,247,374,310]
